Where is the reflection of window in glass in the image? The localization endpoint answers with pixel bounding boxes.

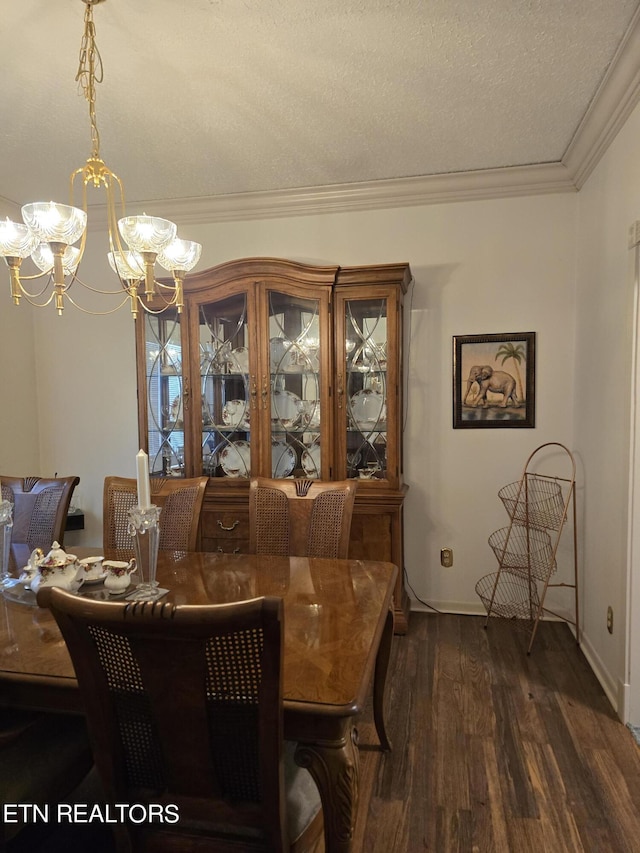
[145,313,183,474]
[200,295,248,374]
[346,301,387,374]
[268,294,320,375]
[345,300,388,481]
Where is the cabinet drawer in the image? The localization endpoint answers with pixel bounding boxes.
[202,511,249,540]
[202,537,250,555]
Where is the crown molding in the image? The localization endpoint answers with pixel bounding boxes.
[563,4,640,189]
[86,162,575,230]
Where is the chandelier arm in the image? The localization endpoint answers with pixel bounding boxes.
[63,272,143,298]
[12,275,57,301]
[9,270,52,284]
[17,290,58,310]
[138,300,182,316]
[65,291,131,315]
[139,289,179,311]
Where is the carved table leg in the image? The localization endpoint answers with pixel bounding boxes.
[295,724,360,853]
[373,605,394,751]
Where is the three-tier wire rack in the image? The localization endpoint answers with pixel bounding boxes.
[475,442,578,653]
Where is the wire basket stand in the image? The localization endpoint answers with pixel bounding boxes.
[475,442,578,653]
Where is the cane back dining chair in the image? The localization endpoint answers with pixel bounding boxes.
[0,475,79,572]
[38,588,323,853]
[249,477,357,559]
[103,476,207,552]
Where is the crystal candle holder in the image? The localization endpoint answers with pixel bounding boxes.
[0,499,14,590]
[127,504,161,599]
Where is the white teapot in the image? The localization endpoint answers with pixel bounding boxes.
[27,541,82,594]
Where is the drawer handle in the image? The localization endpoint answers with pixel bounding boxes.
[217,519,240,532]
[217,545,241,554]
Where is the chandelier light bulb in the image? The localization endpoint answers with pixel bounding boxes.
[157,237,202,273]
[21,202,86,246]
[108,250,145,281]
[117,215,177,254]
[32,243,82,276]
[0,219,39,258]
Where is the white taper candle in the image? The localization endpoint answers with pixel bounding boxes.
[136,449,151,510]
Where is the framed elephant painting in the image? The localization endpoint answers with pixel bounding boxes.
[453,332,536,428]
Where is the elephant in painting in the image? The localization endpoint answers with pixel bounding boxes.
[464,364,519,408]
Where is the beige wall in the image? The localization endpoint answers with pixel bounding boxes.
[11,140,640,716]
[0,198,40,473]
[574,99,640,718]
[0,304,39,475]
[22,194,578,598]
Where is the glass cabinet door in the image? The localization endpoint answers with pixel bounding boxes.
[196,291,252,479]
[266,289,325,479]
[337,295,392,482]
[143,311,185,477]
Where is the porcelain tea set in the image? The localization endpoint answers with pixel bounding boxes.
[20,542,136,594]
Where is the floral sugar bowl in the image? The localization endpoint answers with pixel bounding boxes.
[103,559,136,592]
[26,542,82,594]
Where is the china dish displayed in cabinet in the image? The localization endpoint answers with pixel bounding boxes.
[135,258,411,632]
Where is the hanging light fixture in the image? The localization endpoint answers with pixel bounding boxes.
[0,0,201,318]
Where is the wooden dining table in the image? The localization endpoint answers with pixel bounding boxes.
[0,548,397,853]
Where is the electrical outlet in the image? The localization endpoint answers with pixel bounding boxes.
[440,547,453,568]
[607,606,614,634]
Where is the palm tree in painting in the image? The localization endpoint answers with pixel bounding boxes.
[495,343,526,402]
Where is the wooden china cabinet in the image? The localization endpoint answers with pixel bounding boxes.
[135,258,411,632]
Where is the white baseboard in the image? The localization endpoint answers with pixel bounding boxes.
[577,631,620,716]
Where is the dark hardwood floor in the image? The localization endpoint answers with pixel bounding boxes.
[9,613,640,852]
[353,613,640,852]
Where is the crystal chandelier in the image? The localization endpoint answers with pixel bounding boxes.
[0,0,201,319]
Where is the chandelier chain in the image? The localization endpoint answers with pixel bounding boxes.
[76,1,104,163]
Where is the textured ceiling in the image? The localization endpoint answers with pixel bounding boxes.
[1,0,639,210]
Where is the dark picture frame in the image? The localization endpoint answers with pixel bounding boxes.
[453,332,536,428]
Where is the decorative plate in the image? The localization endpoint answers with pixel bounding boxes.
[301,444,321,477]
[301,399,321,430]
[270,337,298,373]
[229,346,249,374]
[222,399,250,430]
[272,440,296,478]
[350,389,386,430]
[271,389,303,430]
[219,441,251,478]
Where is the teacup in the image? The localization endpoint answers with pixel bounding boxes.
[79,556,104,581]
[358,468,375,479]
